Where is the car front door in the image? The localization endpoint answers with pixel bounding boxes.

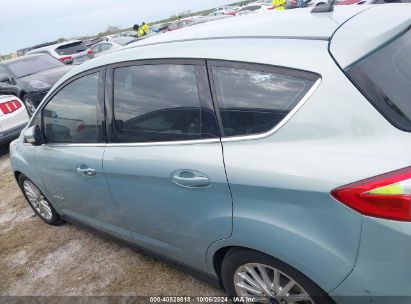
[34,69,131,240]
[103,60,233,272]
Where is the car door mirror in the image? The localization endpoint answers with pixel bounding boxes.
[23,126,45,146]
[0,75,10,83]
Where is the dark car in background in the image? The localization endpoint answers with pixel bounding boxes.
[0,54,72,115]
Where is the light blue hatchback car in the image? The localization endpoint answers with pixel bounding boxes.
[10,4,411,304]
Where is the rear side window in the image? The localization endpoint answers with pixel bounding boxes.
[55,42,87,55]
[113,64,219,143]
[211,64,318,137]
[43,73,99,143]
[101,43,112,51]
[346,28,411,132]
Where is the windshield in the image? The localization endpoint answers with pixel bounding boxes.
[55,41,87,55]
[346,28,411,131]
[6,55,63,78]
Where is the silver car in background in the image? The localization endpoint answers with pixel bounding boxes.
[91,37,138,57]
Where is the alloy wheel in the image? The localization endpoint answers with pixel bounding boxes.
[234,263,314,304]
[22,180,53,221]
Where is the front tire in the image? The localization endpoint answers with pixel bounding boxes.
[18,175,63,226]
[221,249,333,304]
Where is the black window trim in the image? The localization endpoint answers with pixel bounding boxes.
[206,59,321,141]
[30,58,321,146]
[343,26,411,133]
[36,66,107,145]
[105,58,221,146]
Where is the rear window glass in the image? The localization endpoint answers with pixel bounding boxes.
[55,42,87,55]
[346,28,411,131]
[211,65,318,137]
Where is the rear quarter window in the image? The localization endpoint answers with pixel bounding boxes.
[346,28,411,132]
[210,63,319,137]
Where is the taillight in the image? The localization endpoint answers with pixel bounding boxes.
[59,56,72,63]
[0,99,22,115]
[87,49,93,55]
[331,167,411,221]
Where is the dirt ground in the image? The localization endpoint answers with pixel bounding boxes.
[0,151,221,297]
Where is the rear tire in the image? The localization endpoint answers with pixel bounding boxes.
[18,175,63,226]
[221,249,333,304]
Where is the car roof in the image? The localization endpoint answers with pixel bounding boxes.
[54,5,410,85]
[330,3,411,68]
[138,6,369,42]
[26,40,82,54]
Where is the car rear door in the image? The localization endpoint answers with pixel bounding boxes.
[34,69,132,240]
[102,59,232,272]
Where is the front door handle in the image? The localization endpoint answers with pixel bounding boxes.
[171,170,210,188]
[76,164,96,177]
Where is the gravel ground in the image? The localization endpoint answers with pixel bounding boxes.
[0,151,221,297]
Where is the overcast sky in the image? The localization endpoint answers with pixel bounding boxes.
[0,0,236,54]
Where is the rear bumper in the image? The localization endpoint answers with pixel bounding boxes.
[330,217,411,304]
[0,123,26,145]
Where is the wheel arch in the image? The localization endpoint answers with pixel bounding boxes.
[14,170,22,183]
[211,245,332,298]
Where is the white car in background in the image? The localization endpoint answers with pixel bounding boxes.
[91,37,139,57]
[210,5,239,16]
[0,96,28,146]
[26,40,94,65]
[236,4,268,16]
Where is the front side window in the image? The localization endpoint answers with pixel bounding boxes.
[43,73,99,143]
[211,65,318,137]
[113,64,218,143]
[346,28,411,132]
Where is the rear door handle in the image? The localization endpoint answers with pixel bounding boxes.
[76,164,96,177]
[171,170,210,188]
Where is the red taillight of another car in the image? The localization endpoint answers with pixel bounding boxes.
[87,49,93,55]
[331,167,411,221]
[0,99,22,115]
[59,56,72,63]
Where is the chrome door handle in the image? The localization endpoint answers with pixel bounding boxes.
[171,170,210,188]
[76,164,96,177]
